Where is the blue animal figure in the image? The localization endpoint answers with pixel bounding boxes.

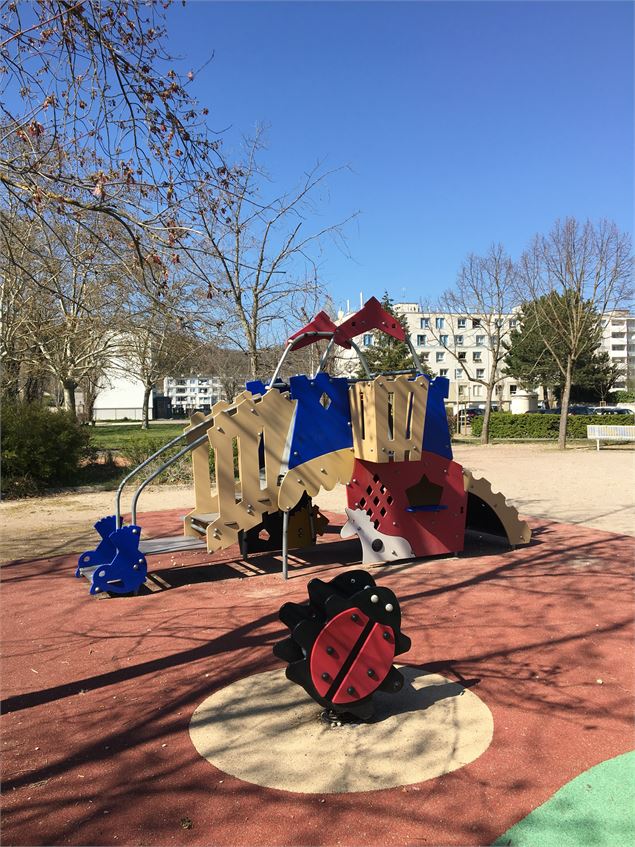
[76,515,119,577]
[89,525,147,596]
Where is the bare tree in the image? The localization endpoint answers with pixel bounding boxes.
[426,244,516,444]
[123,306,199,428]
[516,218,633,448]
[16,217,124,415]
[0,1,221,296]
[189,130,354,378]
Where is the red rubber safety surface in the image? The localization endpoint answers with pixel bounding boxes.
[1,510,634,847]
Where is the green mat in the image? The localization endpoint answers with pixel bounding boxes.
[493,751,635,847]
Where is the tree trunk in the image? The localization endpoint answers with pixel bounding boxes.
[1,358,21,400]
[481,383,495,445]
[62,379,77,416]
[542,384,550,409]
[248,347,258,380]
[141,385,152,429]
[558,358,574,449]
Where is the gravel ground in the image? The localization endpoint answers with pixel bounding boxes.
[1,442,633,563]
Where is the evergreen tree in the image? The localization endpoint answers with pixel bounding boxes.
[504,293,604,404]
[358,293,430,376]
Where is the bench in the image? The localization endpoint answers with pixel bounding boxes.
[587,425,635,450]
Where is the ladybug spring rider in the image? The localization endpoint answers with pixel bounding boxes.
[273,569,411,721]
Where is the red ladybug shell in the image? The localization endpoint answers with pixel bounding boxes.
[309,607,396,704]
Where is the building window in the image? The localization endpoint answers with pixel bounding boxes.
[509,319,517,329]
[439,368,448,376]
[436,352,445,362]
[454,334,464,345]
[510,384,517,394]
[472,352,482,362]
[421,352,430,361]
[495,318,504,328]
[435,317,444,329]
[475,335,485,346]
[457,318,466,329]
[458,385,466,396]
[472,318,481,328]
[455,368,462,379]
[363,334,373,347]
[472,385,482,397]
[420,317,429,329]
[458,351,467,360]
[476,368,485,379]
[417,334,427,346]
[440,334,449,345]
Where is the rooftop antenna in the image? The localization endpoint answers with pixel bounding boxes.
[359,290,363,308]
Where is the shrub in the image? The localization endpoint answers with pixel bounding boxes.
[471,412,635,439]
[118,436,195,485]
[1,403,92,497]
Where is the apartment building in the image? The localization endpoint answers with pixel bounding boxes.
[162,375,225,415]
[334,302,522,411]
[600,310,635,392]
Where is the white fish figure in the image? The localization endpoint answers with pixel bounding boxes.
[341,508,415,564]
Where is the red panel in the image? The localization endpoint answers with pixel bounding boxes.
[288,311,338,351]
[332,623,395,704]
[333,297,406,349]
[346,454,468,557]
[309,608,368,698]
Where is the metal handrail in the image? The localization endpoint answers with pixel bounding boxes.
[114,416,212,528]
[130,433,209,525]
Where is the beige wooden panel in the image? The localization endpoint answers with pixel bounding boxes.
[206,390,296,552]
[278,448,354,512]
[349,375,429,462]
[462,469,532,546]
[183,402,231,538]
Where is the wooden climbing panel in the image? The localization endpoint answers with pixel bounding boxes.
[204,389,296,552]
[349,375,429,462]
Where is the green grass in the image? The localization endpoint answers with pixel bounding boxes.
[89,423,185,451]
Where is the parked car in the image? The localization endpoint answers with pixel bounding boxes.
[592,406,634,416]
[457,407,483,425]
[526,408,561,414]
[567,405,596,415]
[456,405,500,425]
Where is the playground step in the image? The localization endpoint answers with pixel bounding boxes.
[139,536,207,554]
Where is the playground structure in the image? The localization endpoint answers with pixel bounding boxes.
[76,297,531,596]
[274,568,411,721]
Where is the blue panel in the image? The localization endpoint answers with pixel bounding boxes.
[245,379,269,395]
[89,525,147,596]
[422,376,453,460]
[288,374,353,469]
[76,514,118,576]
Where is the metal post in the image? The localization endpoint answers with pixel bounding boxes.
[349,340,372,378]
[405,336,424,374]
[267,342,293,389]
[239,530,249,560]
[282,509,289,580]
[314,337,335,376]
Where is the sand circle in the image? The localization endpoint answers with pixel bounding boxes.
[189,666,493,794]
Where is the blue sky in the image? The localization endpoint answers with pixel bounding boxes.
[167,0,632,311]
